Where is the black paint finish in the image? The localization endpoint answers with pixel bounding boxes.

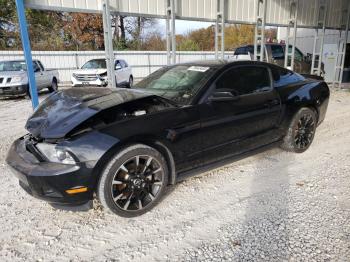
[6,60,330,205]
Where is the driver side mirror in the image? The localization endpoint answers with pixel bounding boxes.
[208,90,239,102]
[115,64,122,70]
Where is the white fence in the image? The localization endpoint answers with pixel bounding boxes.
[0,50,234,83]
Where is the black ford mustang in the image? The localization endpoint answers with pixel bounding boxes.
[6,60,329,217]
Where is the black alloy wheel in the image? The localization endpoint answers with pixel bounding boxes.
[97,144,168,217]
[294,113,316,150]
[111,155,164,211]
[281,107,317,153]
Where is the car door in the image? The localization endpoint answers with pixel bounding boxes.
[197,65,282,166]
[120,60,129,83]
[33,61,45,89]
[37,61,50,87]
[121,60,131,81]
[114,60,123,85]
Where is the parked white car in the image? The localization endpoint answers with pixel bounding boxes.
[0,60,59,97]
[71,59,133,88]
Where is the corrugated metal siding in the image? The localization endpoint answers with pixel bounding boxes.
[25,0,349,29]
[0,51,232,82]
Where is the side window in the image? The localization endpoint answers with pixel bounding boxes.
[246,46,254,54]
[216,66,271,96]
[115,60,122,69]
[271,45,284,59]
[234,47,247,55]
[256,45,268,62]
[33,62,40,72]
[123,60,128,67]
[288,46,303,61]
[271,65,303,87]
[37,61,45,71]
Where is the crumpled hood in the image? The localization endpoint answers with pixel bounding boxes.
[72,68,107,75]
[25,87,152,139]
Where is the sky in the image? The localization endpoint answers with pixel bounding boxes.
[156,20,212,35]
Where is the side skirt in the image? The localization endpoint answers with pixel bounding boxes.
[176,140,282,183]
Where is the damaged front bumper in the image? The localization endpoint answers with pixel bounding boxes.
[6,137,94,205]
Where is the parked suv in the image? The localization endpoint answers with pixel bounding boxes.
[232,43,324,76]
[71,59,133,88]
[0,60,59,97]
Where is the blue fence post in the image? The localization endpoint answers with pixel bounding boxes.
[15,0,39,109]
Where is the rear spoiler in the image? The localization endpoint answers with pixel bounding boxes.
[301,74,324,81]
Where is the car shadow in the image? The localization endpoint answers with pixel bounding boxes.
[50,201,93,212]
[232,148,294,260]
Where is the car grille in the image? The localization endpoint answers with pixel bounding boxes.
[74,74,98,81]
[0,77,12,85]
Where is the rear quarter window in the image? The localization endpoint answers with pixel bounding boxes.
[271,65,304,87]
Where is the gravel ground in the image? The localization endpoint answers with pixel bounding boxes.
[0,88,349,261]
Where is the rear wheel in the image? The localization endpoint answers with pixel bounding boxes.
[126,76,133,88]
[97,144,168,217]
[281,107,317,153]
[48,79,58,93]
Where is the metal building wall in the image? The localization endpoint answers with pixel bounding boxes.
[25,0,349,29]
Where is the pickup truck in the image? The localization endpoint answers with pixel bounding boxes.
[71,58,133,88]
[0,60,59,97]
[231,43,325,76]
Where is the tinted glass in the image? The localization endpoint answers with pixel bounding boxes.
[33,62,40,72]
[115,60,122,69]
[134,65,216,104]
[216,66,271,95]
[37,61,44,71]
[234,46,254,55]
[288,46,304,61]
[271,45,285,59]
[81,59,106,69]
[234,47,247,55]
[271,65,304,87]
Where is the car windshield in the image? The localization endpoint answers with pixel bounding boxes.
[81,59,106,69]
[134,65,216,105]
[0,61,27,72]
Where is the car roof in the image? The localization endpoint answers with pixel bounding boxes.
[176,59,274,69]
[0,59,39,62]
[237,43,284,48]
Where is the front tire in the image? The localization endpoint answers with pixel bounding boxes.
[97,144,169,217]
[281,107,317,153]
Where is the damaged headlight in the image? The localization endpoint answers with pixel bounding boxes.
[36,143,76,164]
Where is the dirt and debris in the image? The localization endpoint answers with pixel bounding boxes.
[0,88,349,261]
